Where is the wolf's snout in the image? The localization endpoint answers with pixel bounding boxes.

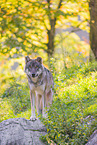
[32,74,35,77]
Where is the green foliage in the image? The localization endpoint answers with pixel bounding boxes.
[41,61,97,145]
[55,32,90,69]
[0,98,15,121]
[0,0,47,57]
[0,58,31,122]
[2,78,30,114]
[0,1,95,144]
[0,77,31,122]
[0,0,89,57]
[0,58,97,144]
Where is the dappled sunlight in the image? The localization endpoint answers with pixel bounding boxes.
[0,0,97,144]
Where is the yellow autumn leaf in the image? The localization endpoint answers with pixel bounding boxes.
[28,44,32,47]
[15,27,18,32]
[92,20,95,23]
[12,48,16,53]
[13,34,16,38]
[3,15,6,18]
[10,9,17,14]
[23,40,27,45]
[6,31,11,37]
[26,24,31,27]
[17,37,22,42]
[0,27,2,31]
[47,129,49,132]
[0,17,3,21]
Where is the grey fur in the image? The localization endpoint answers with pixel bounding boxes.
[25,56,54,120]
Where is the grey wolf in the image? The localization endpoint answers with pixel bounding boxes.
[24,56,54,120]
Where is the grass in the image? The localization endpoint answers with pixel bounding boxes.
[0,61,97,144]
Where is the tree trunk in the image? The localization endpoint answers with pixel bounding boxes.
[89,0,97,60]
[47,18,56,58]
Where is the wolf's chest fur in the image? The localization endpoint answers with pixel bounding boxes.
[29,82,45,95]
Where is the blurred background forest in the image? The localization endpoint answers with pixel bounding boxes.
[0,0,97,144]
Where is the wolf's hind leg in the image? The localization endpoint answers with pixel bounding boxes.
[46,89,53,108]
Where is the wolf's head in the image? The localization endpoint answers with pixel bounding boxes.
[25,56,43,79]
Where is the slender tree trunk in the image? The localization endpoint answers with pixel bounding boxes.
[89,0,97,60]
[46,0,62,59]
[47,18,56,58]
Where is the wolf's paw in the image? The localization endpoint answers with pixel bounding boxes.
[30,116,37,121]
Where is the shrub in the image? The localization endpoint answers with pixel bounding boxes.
[1,77,30,117]
[41,62,97,145]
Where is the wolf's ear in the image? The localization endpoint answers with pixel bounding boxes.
[36,57,42,64]
[25,56,30,63]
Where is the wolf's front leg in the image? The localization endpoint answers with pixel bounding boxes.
[30,90,36,121]
[36,94,42,117]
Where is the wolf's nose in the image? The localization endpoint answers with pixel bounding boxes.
[32,74,35,77]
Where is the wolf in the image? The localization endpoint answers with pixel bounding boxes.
[24,56,54,120]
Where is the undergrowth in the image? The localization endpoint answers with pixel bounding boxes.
[0,61,97,144]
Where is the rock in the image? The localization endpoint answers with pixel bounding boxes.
[0,118,47,145]
[85,130,97,145]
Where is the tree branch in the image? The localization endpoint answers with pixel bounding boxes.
[54,0,63,22]
[47,0,50,3]
[47,0,51,23]
[42,18,49,31]
[33,16,49,31]
[57,0,63,9]
[47,0,50,9]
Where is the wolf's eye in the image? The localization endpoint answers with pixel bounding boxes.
[29,66,32,69]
